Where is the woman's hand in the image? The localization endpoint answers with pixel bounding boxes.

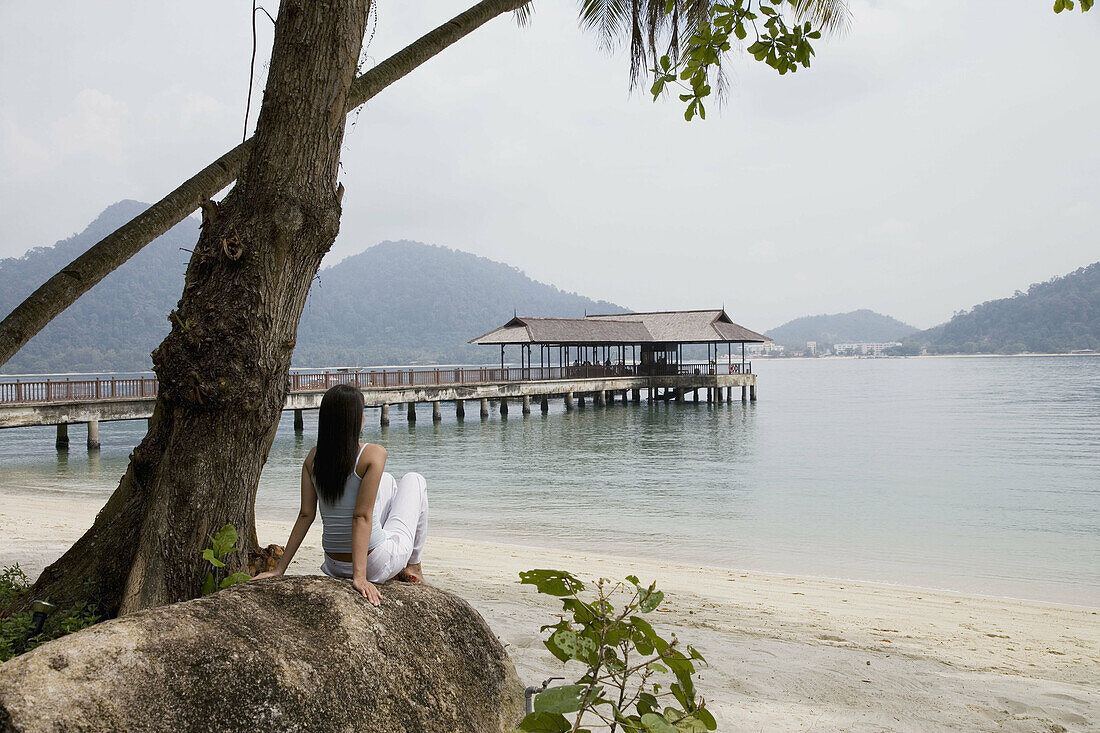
[352,577,381,606]
[252,569,283,581]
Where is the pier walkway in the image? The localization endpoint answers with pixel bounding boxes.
[0,364,756,448]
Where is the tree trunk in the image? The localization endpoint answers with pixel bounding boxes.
[0,0,530,369]
[23,0,370,617]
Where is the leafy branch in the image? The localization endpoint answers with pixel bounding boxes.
[1053,0,1094,13]
[650,0,826,121]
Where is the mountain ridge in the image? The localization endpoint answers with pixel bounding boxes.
[765,309,918,349]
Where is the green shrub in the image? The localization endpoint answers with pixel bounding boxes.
[518,569,716,732]
[0,564,101,663]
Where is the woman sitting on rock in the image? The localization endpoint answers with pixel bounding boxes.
[255,383,428,606]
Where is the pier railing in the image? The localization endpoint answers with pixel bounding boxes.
[1,362,752,407]
[0,377,158,405]
[677,362,752,376]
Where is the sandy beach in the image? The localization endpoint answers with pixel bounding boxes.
[1,494,1097,732]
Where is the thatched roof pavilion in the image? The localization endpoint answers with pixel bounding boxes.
[470,309,767,374]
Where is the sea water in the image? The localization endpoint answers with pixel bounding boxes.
[1,356,1097,606]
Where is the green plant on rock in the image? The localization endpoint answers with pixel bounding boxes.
[200,525,252,596]
[518,569,716,733]
[1,564,101,662]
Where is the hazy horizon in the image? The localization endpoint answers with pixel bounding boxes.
[2,1,1097,331]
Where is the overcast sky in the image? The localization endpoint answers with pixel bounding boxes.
[1,1,1097,330]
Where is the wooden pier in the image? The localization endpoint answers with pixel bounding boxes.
[0,364,756,448]
[0,308,766,448]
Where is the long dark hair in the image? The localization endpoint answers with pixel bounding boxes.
[313,384,365,502]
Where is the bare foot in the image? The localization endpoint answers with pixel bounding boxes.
[396,562,424,583]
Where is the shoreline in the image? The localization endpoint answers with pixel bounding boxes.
[2,350,1097,379]
[1,493,1097,730]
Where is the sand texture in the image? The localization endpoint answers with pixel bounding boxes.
[1,495,1097,732]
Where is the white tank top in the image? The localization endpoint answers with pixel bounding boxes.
[315,444,387,554]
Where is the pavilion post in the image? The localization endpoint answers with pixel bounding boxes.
[455,399,465,420]
[540,395,549,413]
[432,401,442,422]
[56,423,69,450]
[480,398,489,419]
[407,403,416,422]
[522,395,531,415]
[499,398,508,416]
[293,408,304,432]
[565,392,574,411]
[380,403,390,426]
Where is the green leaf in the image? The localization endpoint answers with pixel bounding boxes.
[201,573,217,596]
[638,588,664,613]
[640,712,678,733]
[219,572,252,589]
[533,684,592,714]
[520,569,585,597]
[693,707,718,730]
[210,524,239,558]
[202,549,225,568]
[550,628,597,662]
[518,711,572,733]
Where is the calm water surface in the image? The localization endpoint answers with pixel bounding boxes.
[1,357,1097,606]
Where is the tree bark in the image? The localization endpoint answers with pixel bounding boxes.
[19,0,369,617]
[0,0,530,370]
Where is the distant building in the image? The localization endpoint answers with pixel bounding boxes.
[834,342,902,356]
[806,341,817,357]
[747,342,786,356]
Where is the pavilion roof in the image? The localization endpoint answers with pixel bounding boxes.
[470,309,768,345]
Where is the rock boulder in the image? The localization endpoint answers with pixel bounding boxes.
[0,576,524,732]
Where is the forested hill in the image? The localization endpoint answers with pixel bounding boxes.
[765,309,917,349]
[0,203,625,373]
[0,200,195,374]
[295,240,626,366]
[911,263,1100,354]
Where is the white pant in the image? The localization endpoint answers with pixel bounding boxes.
[320,471,428,583]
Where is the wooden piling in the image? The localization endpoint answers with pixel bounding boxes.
[87,419,100,450]
[293,408,304,432]
[407,403,416,422]
[432,401,442,422]
[380,404,390,426]
[56,423,68,450]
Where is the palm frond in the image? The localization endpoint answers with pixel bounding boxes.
[578,0,850,91]
[577,0,632,52]
[514,2,534,27]
[791,0,851,36]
